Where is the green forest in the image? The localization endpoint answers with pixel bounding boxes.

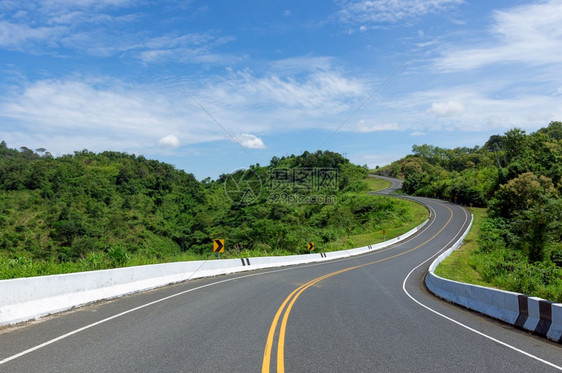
[0,146,425,279]
[378,121,562,301]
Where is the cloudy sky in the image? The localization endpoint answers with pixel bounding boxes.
[1,0,561,179]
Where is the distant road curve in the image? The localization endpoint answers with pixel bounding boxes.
[368,173,403,194]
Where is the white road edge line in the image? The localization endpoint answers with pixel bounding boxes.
[1,267,287,365]
[0,277,234,365]
[402,205,562,371]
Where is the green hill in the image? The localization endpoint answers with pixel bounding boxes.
[0,146,425,278]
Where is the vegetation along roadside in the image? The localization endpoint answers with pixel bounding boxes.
[378,122,562,302]
[0,146,426,279]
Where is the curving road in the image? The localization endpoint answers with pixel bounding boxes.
[368,174,403,194]
[1,178,561,372]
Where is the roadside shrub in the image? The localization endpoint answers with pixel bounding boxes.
[72,236,102,258]
[107,245,130,267]
[476,248,562,302]
[83,252,106,270]
[476,218,508,253]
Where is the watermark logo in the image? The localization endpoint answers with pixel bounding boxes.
[223,168,262,204]
[267,167,339,205]
[268,168,338,193]
[267,193,337,205]
[223,167,339,205]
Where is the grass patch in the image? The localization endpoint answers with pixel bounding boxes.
[432,207,562,302]
[364,177,392,192]
[330,197,428,251]
[434,207,490,286]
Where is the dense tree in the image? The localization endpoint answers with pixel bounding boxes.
[489,172,557,219]
[537,121,562,140]
[1,145,410,278]
[380,123,561,207]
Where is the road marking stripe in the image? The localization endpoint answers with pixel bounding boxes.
[3,227,433,368]
[0,277,235,365]
[1,259,359,366]
[262,203,453,372]
[262,269,345,373]
[261,209,440,372]
[277,269,352,372]
[262,282,308,373]
[401,207,562,371]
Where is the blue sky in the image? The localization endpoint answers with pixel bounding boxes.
[1,0,561,179]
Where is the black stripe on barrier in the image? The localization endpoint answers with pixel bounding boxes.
[514,294,529,328]
[245,258,251,266]
[240,258,246,266]
[320,253,326,258]
[535,300,552,337]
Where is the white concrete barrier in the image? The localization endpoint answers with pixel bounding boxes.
[0,259,246,325]
[0,219,429,325]
[425,214,562,344]
[548,303,562,342]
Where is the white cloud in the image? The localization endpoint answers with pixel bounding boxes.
[405,1,562,134]
[0,1,131,53]
[377,86,562,133]
[354,119,399,132]
[0,1,230,61]
[158,135,180,148]
[337,0,463,25]
[355,152,403,169]
[139,32,236,65]
[0,21,64,50]
[269,56,335,74]
[144,33,216,50]
[191,70,369,145]
[48,11,87,25]
[436,0,562,71]
[0,78,226,155]
[204,69,365,116]
[0,66,364,156]
[236,134,266,149]
[427,100,465,117]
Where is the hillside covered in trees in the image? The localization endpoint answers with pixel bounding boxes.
[0,146,423,278]
[378,121,562,301]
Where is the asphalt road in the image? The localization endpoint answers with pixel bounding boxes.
[1,179,561,372]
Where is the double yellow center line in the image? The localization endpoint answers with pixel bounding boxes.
[262,203,454,373]
[261,266,355,373]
